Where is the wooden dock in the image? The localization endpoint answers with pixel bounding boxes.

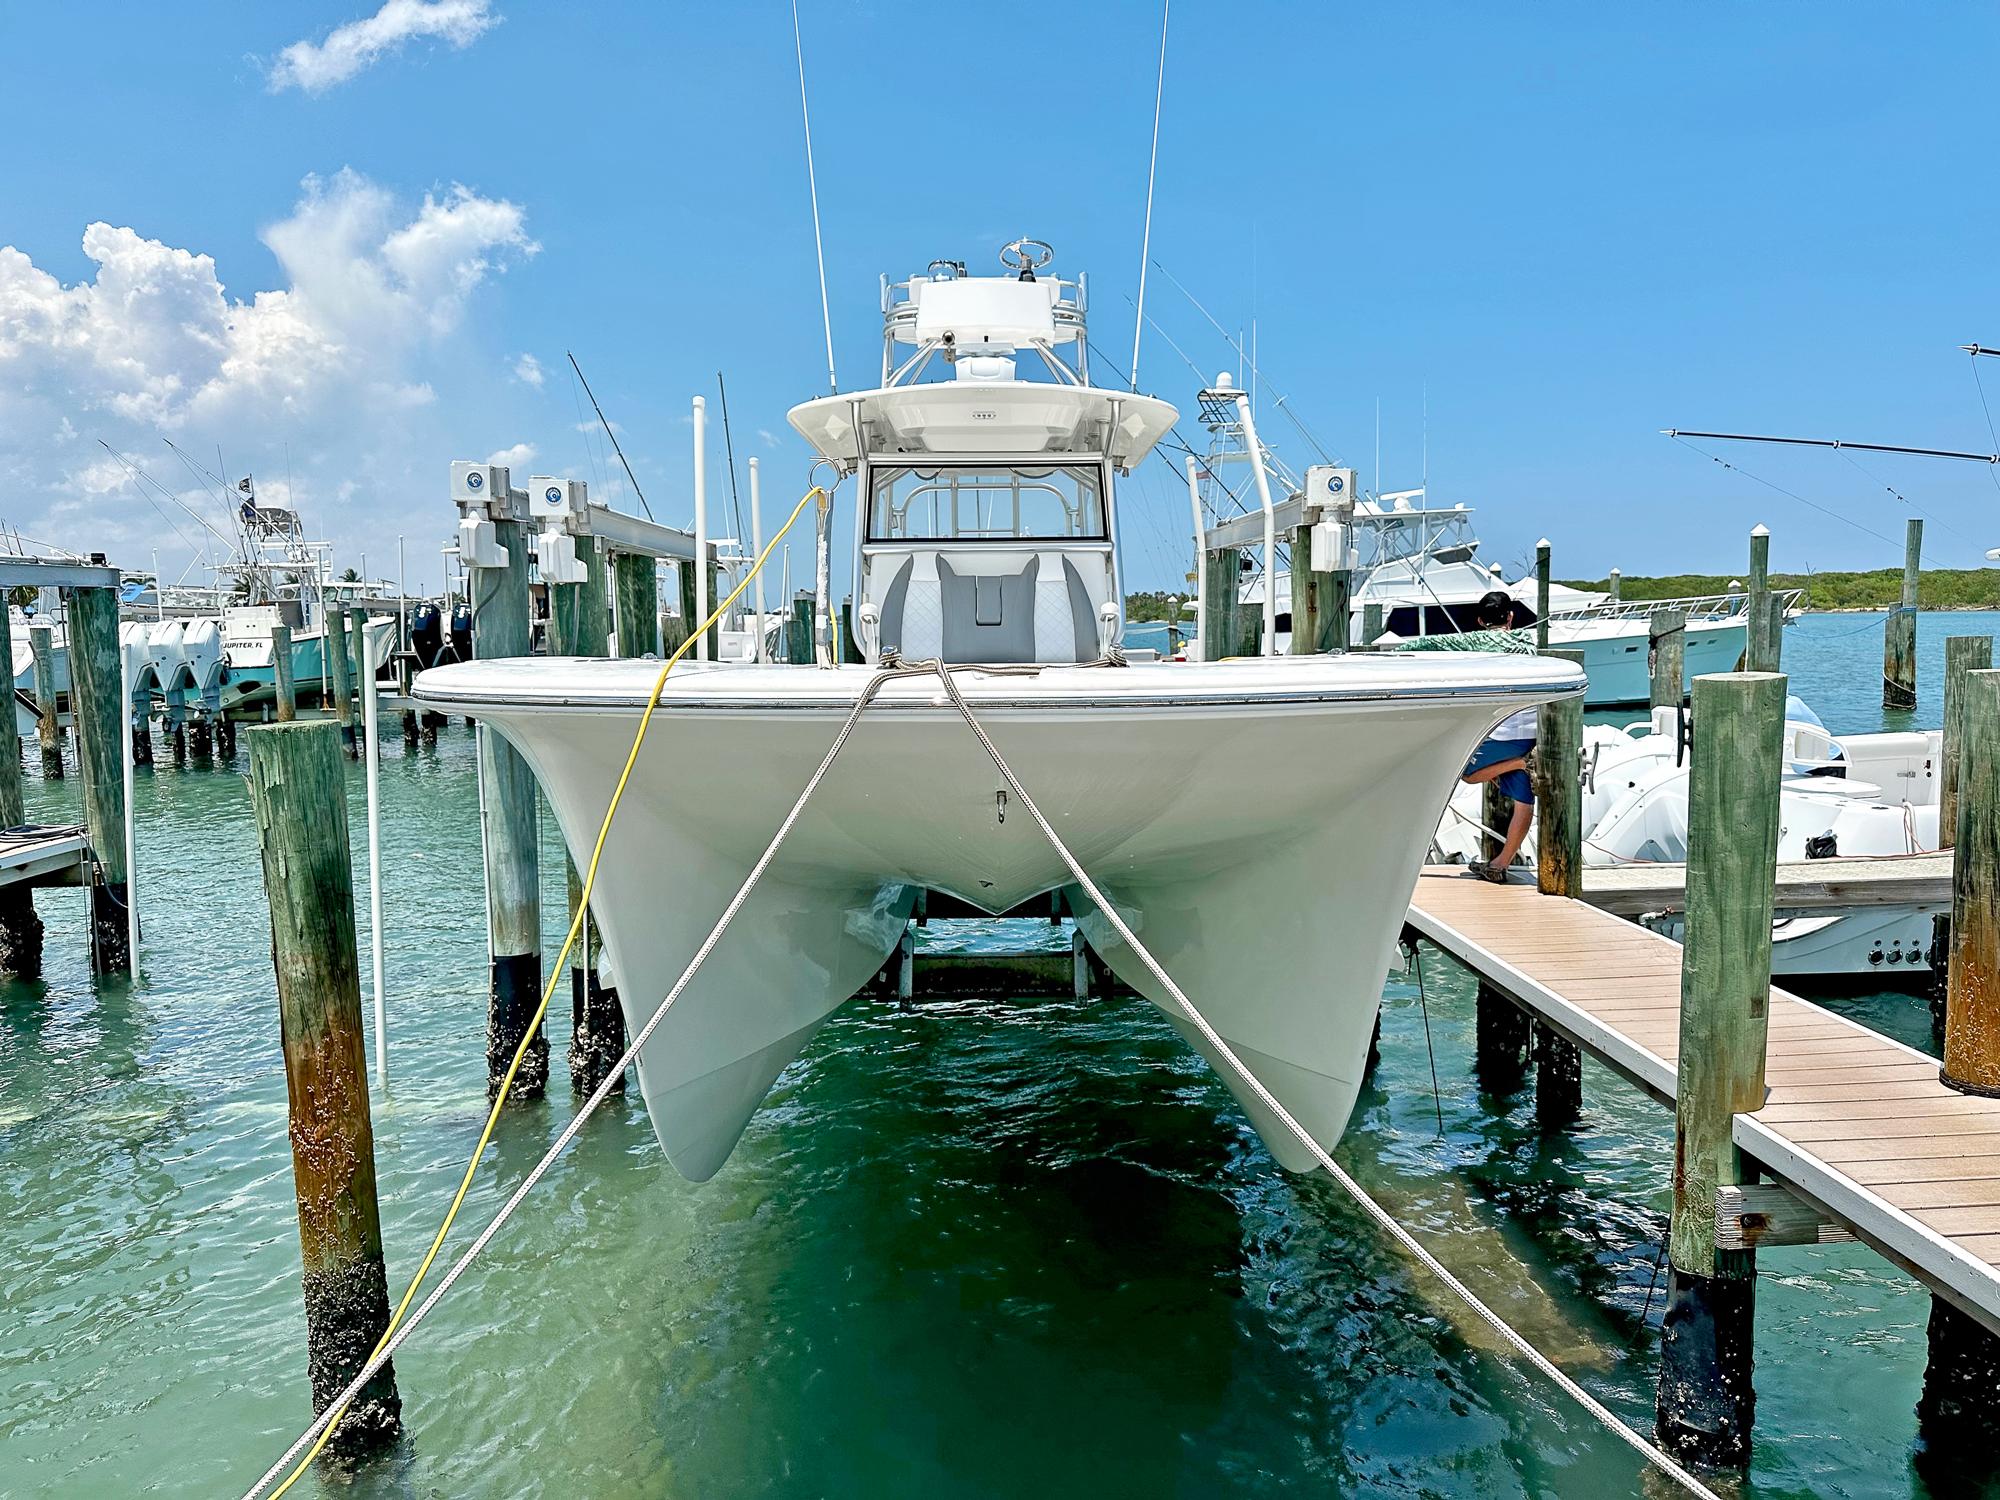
[1581,852,1952,917]
[1408,865,2000,1337]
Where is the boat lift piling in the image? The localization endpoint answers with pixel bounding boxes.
[1649,608,1687,712]
[327,606,358,757]
[1532,648,1586,1129]
[457,464,548,1101]
[1884,518,1923,710]
[0,604,45,977]
[545,517,626,1097]
[1921,666,2000,1459]
[1533,540,1551,652]
[30,622,62,778]
[1608,568,1622,604]
[1655,671,1786,1469]
[247,719,403,1458]
[271,625,298,722]
[69,583,132,975]
[1744,525,1774,673]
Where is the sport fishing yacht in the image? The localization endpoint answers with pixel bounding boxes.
[416,243,1583,1181]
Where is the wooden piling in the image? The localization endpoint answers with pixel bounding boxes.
[1762,593,1786,674]
[1649,608,1686,711]
[549,538,626,1097]
[1745,525,1775,673]
[326,607,357,757]
[471,515,547,1101]
[1202,548,1240,660]
[1534,649,1584,899]
[1288,525,1350,654]
[1474,978,1531,1094]
[613,552,660,659]
[1941,637,1993,851]
[1655,671,1786,1469]
[1607,568,1621,605]
[0,604,43,975]
[1941,670,2000,1096]
[1533,539,1551,652]
[67,586,130,975]
[789,596,814,665]
[29,621,62,778]
[271,624,298,723]
[1883,517,1921,710]
[1361,601,1384,648]
[247,720,402,1456]
[1532,648,1586,1128]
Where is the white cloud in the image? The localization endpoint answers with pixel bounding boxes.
[486,442,536,469]
[268,0,499,95]
[512,352,543,387]
[756,428,780,449]
[0,168,536,578]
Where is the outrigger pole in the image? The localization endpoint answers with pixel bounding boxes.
[1663,429,2000,465]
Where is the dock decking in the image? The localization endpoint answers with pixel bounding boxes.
[0,823,90,888]
[1407,865,2000,1336]
[1581,852,1952,917]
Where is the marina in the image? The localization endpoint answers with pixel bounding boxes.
[10,6,2000,1498]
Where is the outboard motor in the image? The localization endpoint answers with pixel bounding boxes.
[410,602,444,669]
[448,603,473,664]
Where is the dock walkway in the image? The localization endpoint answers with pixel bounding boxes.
[1407,866,2000,1335]
[0,823,89,888]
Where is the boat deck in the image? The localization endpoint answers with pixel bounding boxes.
[0,823,90,888]
[1406,866,2000,1335]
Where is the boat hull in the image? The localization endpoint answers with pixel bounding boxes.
[416,655,1582,1179]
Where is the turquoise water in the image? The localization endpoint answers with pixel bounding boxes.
[3,614,1998,1498]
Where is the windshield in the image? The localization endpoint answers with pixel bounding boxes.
[867,464,1106,542]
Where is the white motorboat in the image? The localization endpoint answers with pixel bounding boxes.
[417,243,1582,1181]
[1439,699,1946,977]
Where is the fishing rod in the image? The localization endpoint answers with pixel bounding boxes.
[1662,429,2000,465]
[566,351,655,520]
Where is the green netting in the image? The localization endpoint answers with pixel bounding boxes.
[1391,628,1538,655]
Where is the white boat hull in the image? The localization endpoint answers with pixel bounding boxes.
[418,654,1582,1179]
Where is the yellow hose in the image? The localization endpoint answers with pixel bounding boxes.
[268,485,827,1496]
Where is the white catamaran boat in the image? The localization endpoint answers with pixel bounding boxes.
[416,243,1583,1180]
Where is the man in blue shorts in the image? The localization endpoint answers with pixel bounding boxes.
[1461,704,1537,882]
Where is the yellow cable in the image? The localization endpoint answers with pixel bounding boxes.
[268,485,828,1497]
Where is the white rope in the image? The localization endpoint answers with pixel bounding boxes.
[1129,0,1169,392]
[792,0,836,395]
[922,664,1723,1500]
[245,659,1721,1500]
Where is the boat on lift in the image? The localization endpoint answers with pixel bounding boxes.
[416,242,1583,1181]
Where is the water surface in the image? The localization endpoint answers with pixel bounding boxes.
[3,613,1997,1497]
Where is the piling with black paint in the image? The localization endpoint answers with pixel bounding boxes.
[553,536,626,1097]
[247,719,402,1458]
[0,603,43,975]
[1655,671,1786,1469]
[473,511,547,1100]
[67,585,130,974]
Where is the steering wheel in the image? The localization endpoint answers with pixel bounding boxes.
[999,238,1054,275]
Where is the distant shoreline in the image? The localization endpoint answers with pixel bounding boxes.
[1558,566,2000,614]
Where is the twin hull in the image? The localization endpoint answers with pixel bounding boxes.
[421,657,1577,1180]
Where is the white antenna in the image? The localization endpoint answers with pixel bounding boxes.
[1421,380,1429,492]
[1374,397,1381,499]
[792,0,836,394]
[1129,0,1170,391]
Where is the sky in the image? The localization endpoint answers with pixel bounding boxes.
[4,1,1999,597]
